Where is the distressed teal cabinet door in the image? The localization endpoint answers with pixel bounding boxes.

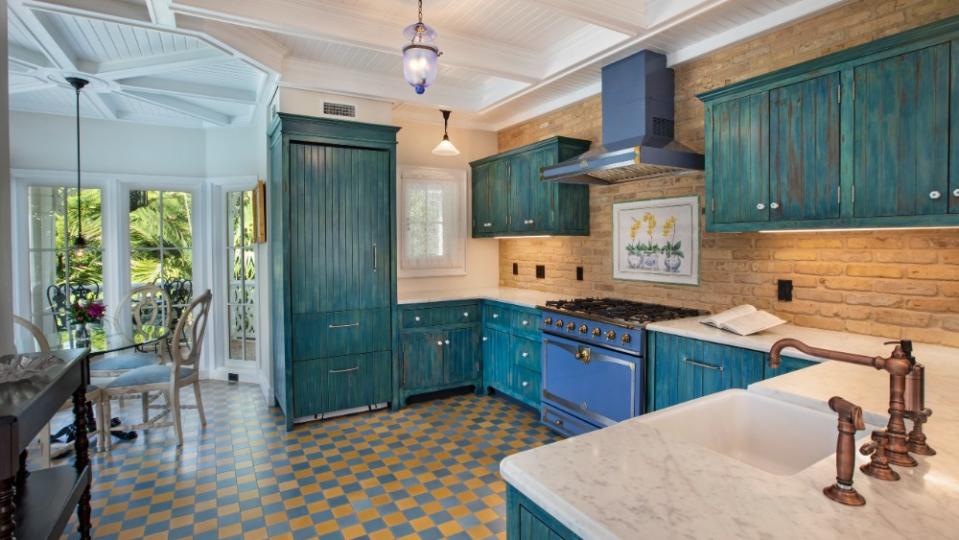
[401,331,444,390]
[489,159,511,235]
[508,155,532,233]
[708,92,770,224]
[950,39,959,214]
[446,327,479,383]
[288,143,391,313]
[527,147,557,232]
[853,44,950,218]
[769,72,842,221]
[483,328,511,393]
[472,162,494,236]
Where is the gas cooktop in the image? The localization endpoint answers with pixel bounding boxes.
[541,297,707,327]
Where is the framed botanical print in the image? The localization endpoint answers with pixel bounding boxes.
[612,195,700,285]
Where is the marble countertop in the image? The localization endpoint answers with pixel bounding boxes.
[397,286,560,308]
[501,334,959,539]
[646,315,959,365]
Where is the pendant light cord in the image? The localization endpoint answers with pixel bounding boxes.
[75,84,82,244]
[418,0,423,23]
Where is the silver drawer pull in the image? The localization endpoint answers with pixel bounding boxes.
[329,366,359,374]
[684,358,724,372]
[328,322,360,329]
[483,222,492,227]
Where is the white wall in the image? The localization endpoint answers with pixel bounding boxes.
[0,7,13,354]
[395,119,500,294]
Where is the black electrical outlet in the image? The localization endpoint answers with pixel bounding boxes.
[778,279,793,302]
[535,265,545,279]
[228,372,239,383]
[512,262,518,275]
[576,266,584,281]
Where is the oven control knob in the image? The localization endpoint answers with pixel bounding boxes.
[605,330,616,340]
[591,327,601,337]
[543,317,552,325]
[566,322,575,331]
[578,324,588,334]
[621,334,632,344]
[554,319,564,328]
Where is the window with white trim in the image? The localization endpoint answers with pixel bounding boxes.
[398,166,467,277]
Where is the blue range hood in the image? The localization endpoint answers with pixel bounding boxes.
[542,50,705,185]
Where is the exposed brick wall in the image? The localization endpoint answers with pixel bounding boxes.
[496,0,959,347]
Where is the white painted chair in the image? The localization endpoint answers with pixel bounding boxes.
[99,290,212,449]
[90,285,172,377]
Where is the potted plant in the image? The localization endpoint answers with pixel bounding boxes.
[626,219,644,268]
[640,212,660,270]
[661,216,684,272]
[69,299,106,344]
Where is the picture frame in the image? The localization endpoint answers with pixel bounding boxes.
[253,180,267,244]
[612,195,700,285]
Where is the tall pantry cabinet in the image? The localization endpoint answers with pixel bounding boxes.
[269,113,399,430]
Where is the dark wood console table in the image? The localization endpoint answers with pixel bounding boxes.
[0,349,92,539]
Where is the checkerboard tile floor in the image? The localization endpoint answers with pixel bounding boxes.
[49,381,559,539]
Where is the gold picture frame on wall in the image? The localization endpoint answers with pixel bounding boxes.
[253,180,267,243]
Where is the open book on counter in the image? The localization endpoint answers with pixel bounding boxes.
[700,305,786,336]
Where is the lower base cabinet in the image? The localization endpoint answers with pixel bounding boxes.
[483,302,543,409]
[507,485,580,540]
[649,331,816,411]
[292,352,391,417]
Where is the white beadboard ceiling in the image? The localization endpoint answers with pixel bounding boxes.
[8,0,850,130]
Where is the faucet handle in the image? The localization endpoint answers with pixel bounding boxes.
[860,430,900,481]
[905,408,936,457]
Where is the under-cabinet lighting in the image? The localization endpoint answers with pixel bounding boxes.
[758,226,959,233]
[493,235,553,239]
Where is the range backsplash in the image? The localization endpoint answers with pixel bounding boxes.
[496,0,959,348]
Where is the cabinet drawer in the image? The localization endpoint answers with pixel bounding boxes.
[541,404,596,438]
[512,365,541,406]
[483,302,513,330]
[292,352,391,417]
[510,308,539,338]
[401,303,478,328]
[511,336,541,371]
[292,308,390,360]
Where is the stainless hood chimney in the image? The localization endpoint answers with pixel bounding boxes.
[541,50,705,184]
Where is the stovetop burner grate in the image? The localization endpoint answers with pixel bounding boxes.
[543,297,707,326]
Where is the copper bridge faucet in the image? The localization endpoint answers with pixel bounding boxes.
[769,338,920,470]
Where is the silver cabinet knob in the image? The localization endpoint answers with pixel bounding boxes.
[483,222,492,227]
[521,352,528,358]
[522,320,529,326]
[522,381,529,387]
[444,339,450,345]
[930,190,942,200]
[414,316,421,322]
[756,203,765,210]
[463,312,469,317]
[482,336,488,342]
[953,188,959,198]
[492,313,498,318]
[528,219,534,225]
[436,341,443,346]
[769,202,780,209]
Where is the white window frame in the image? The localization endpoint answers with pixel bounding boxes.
[397,166,468,278]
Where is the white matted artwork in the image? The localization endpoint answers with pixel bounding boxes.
[612,195,700,285]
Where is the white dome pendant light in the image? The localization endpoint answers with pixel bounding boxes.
[432,110,460,156]
[402,0,442,95]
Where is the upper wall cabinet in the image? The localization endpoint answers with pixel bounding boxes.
[699,17,959,232]
[470,137,591,237]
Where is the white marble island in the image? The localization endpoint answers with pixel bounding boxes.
[501,327,959,539]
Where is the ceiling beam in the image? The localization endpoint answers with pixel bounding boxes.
[122,90,232,125]
[169,0,543,84]
[523,0,644,36]
[84,92,119,120]
[92,48,230,79]
[117,76,258,104]
[178,17,285,75]
[145,0,177,27]
[22,0,152,23]
[282,58,478,112]
[9,80,58,94]
[9,1,80,71]
[8,44,52,70]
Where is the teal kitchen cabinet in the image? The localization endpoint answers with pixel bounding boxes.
[398,302,481,405]
[482,302,543,409]
[471,137,591,237]
[648,332,814,411]
[269,114,399,429]
[507,485,580,540]
[699,16,959,231]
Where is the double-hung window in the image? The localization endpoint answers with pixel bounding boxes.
[398,166,467,277]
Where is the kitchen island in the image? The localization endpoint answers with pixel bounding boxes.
[501,327,959,539]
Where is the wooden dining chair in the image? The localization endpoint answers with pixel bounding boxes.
[99,290,212,449]
[90,285,171,377]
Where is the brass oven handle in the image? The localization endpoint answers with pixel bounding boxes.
[329,322,360,329]
[329,366,359,374]
[684,358,723,372]
[575,347,591,364]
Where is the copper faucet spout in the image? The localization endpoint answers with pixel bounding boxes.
[767,338,881,370]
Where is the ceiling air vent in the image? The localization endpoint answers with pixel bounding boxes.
[323,102,356,118]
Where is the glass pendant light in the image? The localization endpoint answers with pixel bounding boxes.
[402,0,441,95]
[66,76,88,257]
[432,110,460,156]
